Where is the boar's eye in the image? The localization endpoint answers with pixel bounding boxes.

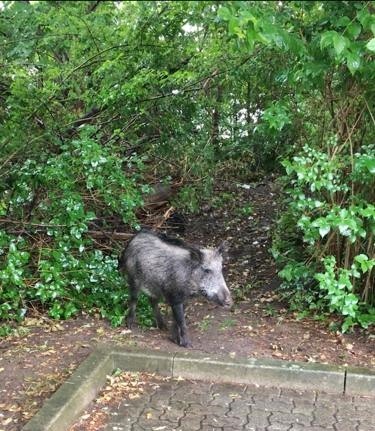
[203,268,211,274]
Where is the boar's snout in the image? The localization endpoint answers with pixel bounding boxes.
[209,286,233,309]
[222,292,233,309]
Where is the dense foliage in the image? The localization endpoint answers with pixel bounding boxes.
[0,1,374,334]
[218,1,375,330]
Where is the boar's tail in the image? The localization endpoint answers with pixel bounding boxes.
[118,249,127,271]
[118,236,136,271]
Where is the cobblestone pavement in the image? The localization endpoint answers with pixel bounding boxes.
[104,379,375,431]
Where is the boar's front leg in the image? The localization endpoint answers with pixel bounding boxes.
[170,302,191,347]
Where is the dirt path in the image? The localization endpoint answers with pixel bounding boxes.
[0,177,374,430]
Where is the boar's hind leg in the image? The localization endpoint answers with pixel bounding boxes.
[150,297,166,330]
[126,277,138,329]
[171,303,191,347]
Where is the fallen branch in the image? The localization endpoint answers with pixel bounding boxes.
[88,230,134,241]
[0,219,135,242]
[155,206,175,229]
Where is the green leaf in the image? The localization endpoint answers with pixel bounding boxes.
[319,226,330,238]
[357,313,375,329]
[366,38,375,52]
[338,224,351,236]
[363,157,375,173]
[346,51,361,74]
[360,205,375,218]
[336,16,351,27]
[333,34,347,55]
[246,28,256,51]
[320,31,335,49]
[355,254,375,273]
[341,317,354,332]
[357,8,375,30]
[346,22,361,40]
[218,6,232,21]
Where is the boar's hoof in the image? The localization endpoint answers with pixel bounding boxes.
[126,316,135,329]
[178,335,192,348]
[180,339,192,348]
[170,334,192,348]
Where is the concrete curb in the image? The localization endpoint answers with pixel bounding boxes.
[173,352,345,393]
[111,347,174,375]
[22,345,375,431]
[346,365,375,396]
[23,347,113,431]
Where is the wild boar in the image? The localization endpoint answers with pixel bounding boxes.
[119,230,232,347]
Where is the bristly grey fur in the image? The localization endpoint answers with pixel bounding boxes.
[119,229,233,347]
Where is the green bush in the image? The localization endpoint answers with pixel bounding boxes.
[276,144,375,330]
[219,1,375,330]
[0,130,145,326]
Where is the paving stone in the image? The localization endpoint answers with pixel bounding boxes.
[280,388,316,402]
[267,422,292,431]
[105,425,129,431]
[247,392,277,404]
[246,408,270,428]
[210,382,245,407]
[333,420,360,431]
[289,425,305,431]
[311,408,337,427]
[174,426,200,431]
[110,404,143,422]
[200,426,223,431]
[149,385,174,408]
[210,392,233,407]
[251,399,294,413]
[88,375,374,431]
[175,380,212,395]
[118,395,152,412]
[357,422,375,431]
[159,405,185,423]
[203,413,244,428]
[354,396,375,410]
[227,398,251,418]
[212,382,247,395]
[187,403,228,416]
[355,408,375,422]
[246,384,281,398]
[292,399,315,416]
[106,414,134,428]
[335,407,363,422]
[271,411,311,426]
[222,415,248,428]
[169,399,187,410]
[242,424,263,431]
[136,406,166,429]
[177,411,203,430]
[292,427,334,431]
[173,383,213,405]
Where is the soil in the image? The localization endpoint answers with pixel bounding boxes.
[0,176,374,431]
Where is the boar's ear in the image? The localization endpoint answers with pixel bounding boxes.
[216,240,229,257]
[190,248,203,263]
